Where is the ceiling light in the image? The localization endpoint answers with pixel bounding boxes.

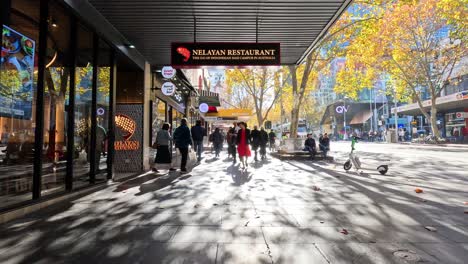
[128,44,135,49]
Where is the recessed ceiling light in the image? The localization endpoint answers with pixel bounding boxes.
[128,44,135,49]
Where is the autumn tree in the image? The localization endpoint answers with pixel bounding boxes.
[335,0,467,139]
[226,67,288,127]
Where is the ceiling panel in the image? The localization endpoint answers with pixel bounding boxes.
[88,0,351,66]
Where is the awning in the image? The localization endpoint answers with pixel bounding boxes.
[199,90,221,107]
[350,110,373,125]
[87,0,352,65]
[203,108,253,122]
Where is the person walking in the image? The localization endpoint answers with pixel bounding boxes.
[152,123,176,173]
[268,129,276,152]
[227,125,238,163]
[191,120,205,162]
[250,126,261,161]
[212,127,224,158]
[236,122,251,169]
[259,127,269,160]
[173,118,192,173]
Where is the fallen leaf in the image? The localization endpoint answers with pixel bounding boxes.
[213,203,218,206]
[320,221,325,224]
[340,229,349,235]
[313,186,321,191]
[424,226,437,232]
[415,188,423,193]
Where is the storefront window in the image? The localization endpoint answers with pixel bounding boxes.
[41,0,71,195]
[73,23,93,189]
[445,113,466,142]
[0,0,39,209]
[152,98,166,144]
[95,40,111,178]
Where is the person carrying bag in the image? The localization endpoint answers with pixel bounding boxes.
[152,123,176,173]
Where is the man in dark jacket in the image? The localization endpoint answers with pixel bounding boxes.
[227,125,237,162]
[173,118,192,173]
[259,127,269,160]
[303,134,317,159]
[250,126,261,161]
[268,130,276,152]
[319,133,330,158]
[191,120,205,162]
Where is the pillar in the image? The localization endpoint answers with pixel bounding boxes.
[143,62,151,171]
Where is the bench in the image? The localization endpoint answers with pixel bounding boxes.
[271,150,333,161]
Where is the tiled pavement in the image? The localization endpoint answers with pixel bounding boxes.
[1,143,467,263]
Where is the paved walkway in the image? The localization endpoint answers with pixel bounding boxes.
[1,144,467,263]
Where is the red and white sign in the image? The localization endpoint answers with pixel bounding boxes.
[161,66,176,79]
[456,112,468,119]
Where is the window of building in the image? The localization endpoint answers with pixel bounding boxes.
[73,23,93,189]
[0,0,39,209]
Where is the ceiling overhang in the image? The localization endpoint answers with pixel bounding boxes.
[87,0,352,66]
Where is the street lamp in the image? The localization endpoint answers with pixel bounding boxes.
[343,96,349,140]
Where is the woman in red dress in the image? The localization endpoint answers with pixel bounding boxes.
[236,122,251,169]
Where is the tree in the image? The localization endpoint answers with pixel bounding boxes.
[335,0,467,139]
[226,67,287,127]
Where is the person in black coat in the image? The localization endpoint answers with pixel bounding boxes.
[173,118,192,173]
[250,126,261,161]
[303,134,317,160]
[259,127,269,160]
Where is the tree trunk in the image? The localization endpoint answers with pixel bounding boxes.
[430,105,441,139]
[290,108,299,138]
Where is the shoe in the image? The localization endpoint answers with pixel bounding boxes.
[169,168,176,171]
[152,168,159,173]
[181,168,188,173]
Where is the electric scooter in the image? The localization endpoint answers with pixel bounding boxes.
[343,136,388,175]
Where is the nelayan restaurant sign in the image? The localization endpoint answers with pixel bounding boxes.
[171,42,280,66]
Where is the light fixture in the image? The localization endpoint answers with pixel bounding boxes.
[128,44,135,49]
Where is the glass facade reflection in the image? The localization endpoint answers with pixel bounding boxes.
[0,0,120,211]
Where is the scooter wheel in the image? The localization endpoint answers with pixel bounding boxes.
[377,165,388,175]
[344,160,352,171]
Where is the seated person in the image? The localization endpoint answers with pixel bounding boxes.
[319,133,331,157]
[303,134,317,159]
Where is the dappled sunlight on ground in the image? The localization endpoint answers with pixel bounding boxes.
[1,143,467,263]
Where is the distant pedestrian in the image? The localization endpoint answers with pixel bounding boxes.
[236,122,251,169]
[152,123,175,173]
[268,130,276,152]
[191,120,206,162]
[173,118,192,173]
[212,128,224,158]
[227,125,238,163]
[259,127,269,160]
[250,126,261,161]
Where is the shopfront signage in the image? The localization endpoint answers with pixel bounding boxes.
[97,107,105,116]
[336,105,349,114]
[115,114,139,151]
[161,66,176,79]
[161,81,176,96]
[199,103,209,113]
[171,42,280,66]
[456,112,468,119]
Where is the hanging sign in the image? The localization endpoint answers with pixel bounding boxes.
[161,82,176,96]
[336,105,349,114]
[171,42,281,66]
[161,66,176,79]
[199,103,209,113]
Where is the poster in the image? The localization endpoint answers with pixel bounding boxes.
[0,25,35,119]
